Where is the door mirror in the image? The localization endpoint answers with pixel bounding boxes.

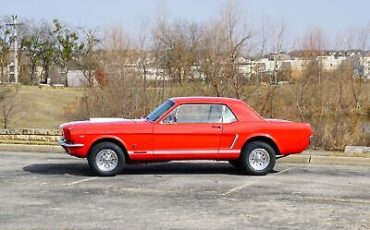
[163,114,177,124]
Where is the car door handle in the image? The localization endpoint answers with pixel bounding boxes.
[211,125,222,129]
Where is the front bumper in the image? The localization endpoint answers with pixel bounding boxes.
[58,138,84,148]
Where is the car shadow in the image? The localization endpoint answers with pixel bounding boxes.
[23,162,249,176]
[23,163,93,177]
[123,162,243,175]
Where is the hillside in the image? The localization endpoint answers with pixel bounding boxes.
[11,86,83,129]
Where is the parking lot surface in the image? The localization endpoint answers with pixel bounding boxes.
[0,151,369,230]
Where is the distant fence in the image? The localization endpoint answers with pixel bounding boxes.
[0,129,61,145]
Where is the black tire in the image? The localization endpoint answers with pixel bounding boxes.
[87,142,125,176]
[228,160,242,169]
[240,141,276,175]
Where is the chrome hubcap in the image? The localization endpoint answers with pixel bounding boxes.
[96,149,119,172]
[249,148,270,171]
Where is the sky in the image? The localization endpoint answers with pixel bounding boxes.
[2,0,370,49]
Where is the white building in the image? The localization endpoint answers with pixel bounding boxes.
[362,56,370,79]
[319,55,347,71]
[67,70,87,87]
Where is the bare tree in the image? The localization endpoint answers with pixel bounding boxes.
[292,28,326,121]
[80,29,100,88]
[350,23,370,109]
[258,21,286,117]
[197,1,251,98]
[0,85,20,128]
[136,18,151,114]
[153,19,201,91]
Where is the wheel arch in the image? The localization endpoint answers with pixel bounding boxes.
[88,136,129,160]
[242,135,280,156]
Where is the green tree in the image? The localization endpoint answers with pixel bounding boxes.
[53,19,83,86]
[0,22,11,83]
[21,25,43,84]
[22,23,56,84]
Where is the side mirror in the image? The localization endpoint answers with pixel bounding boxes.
[163,114,177,124]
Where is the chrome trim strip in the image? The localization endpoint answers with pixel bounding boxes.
[230,134,239,149]
[127,149,240,155]
[221,105,226,123]
[58,139,84,148]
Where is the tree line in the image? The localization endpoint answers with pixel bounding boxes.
[0,17,82,86]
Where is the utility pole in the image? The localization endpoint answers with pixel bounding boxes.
[6,15,23,84]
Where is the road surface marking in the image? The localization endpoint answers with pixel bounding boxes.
[275,166,297,175]
[222,167,295,196]
[222,180,259,196]
[63,177,97,186]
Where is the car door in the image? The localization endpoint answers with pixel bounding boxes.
[153,103,223,159]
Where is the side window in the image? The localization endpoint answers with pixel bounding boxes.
[163,104,223,123]
[222,106,237,123]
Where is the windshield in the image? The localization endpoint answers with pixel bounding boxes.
[146,100,175,122]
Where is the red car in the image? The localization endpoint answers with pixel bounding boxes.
[59,97,313,176]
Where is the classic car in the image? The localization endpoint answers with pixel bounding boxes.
[59,97,313,176]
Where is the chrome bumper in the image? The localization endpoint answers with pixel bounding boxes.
[58,138,84,148]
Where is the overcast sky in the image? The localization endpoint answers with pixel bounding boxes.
[3,0,370,49]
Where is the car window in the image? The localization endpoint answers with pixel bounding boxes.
[223,106,237,123]
[146,100,175,122]
[163,104,223,123]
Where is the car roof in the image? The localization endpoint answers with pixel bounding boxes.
[169,96,264,122]
[170,96,243,104]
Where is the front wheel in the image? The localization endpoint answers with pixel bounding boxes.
[88,142,125,176]
[240,141,276,175]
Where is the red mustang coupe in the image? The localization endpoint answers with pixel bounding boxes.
[59,97,312,176]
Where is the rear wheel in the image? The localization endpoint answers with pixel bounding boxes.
[87,142,125,176]
[240,141,276,175]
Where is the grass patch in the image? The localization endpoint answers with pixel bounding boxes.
[12,86,83,129]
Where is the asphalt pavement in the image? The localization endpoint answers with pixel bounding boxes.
[0,151,369,229]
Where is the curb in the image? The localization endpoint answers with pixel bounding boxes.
[0,144,64,153]
[279,154,370,166]
[0,144,369,166]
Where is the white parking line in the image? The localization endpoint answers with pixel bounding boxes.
[275,166,297,175]
[222,167,296,196]
[63,177,97,186]
[222,180,259,196]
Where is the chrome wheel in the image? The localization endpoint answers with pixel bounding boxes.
[248,148,270,171]
[96,149,119,172]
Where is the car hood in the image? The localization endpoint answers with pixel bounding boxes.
[89,117,144,122]
[60,117,146,129]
